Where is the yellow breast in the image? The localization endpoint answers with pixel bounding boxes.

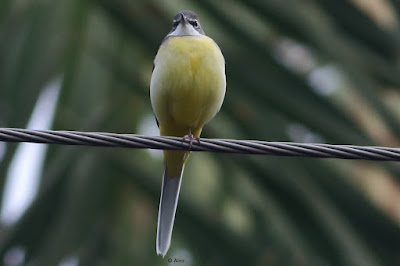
[150,35,226,137]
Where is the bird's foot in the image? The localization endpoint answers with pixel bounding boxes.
[182,129,200,151]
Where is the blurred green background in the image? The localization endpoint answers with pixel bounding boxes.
[1,0,400,265]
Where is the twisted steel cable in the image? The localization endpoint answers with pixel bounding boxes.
[1,127,400,161]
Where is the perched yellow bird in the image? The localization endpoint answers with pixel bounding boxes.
[150,10,226,256]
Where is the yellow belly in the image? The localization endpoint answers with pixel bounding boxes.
[150,35,226,137]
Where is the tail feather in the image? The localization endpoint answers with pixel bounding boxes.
[156,167,184,257]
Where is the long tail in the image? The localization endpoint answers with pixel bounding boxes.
[156,166,184,257]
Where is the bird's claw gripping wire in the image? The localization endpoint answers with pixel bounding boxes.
[182,129,200,151]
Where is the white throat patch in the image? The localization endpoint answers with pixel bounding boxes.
[168,22,202,37]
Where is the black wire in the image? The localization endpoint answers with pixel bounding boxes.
[1,127,400,161]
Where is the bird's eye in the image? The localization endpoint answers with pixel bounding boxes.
[189,20,198,27]
[172,20,179,28]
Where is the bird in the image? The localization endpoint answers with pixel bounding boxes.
[150,10,226,257]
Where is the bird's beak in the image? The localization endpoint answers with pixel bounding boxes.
[180,13,187,24]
